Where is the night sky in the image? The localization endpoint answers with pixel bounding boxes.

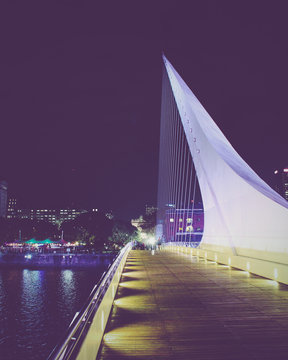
[0,1,287,220]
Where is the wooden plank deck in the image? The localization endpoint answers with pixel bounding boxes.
[97,250,288,360]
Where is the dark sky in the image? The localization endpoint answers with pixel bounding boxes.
[0,1,287,220]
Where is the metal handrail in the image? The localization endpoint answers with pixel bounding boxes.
[164,241,200,248]
[47,242,132,360]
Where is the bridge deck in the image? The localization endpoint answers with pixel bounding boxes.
[97,250,288,360]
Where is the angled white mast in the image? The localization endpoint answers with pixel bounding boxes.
[163,55,288,263]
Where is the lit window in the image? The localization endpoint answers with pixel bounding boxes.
[170,218,174,222]
[179,218,183,222]
[186,218,192,223]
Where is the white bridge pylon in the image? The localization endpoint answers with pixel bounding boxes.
[163,55,288,265]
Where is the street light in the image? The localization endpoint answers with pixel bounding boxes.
[148,237,155,245]
[148,237,156,253]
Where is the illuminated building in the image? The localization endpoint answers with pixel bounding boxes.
[164,205,204,242]
[7,198,18,219]
[58,209,87,224]
[15,208,109,225]
[17,208,87,225]
[0,180,8,218]
[145,205,157,216]
[5,201,104,225]
[131,216,146,231]
[105,211,114,220]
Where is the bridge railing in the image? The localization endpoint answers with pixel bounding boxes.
[164,241,200,248]
[47,241,132,360]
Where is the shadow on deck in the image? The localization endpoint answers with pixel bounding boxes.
[97,250,288,360]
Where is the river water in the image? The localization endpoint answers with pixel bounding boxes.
[0,266,108,360]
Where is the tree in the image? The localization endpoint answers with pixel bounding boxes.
[141,212,157,234]
[61,220,80,243]
[0,218,14,244]
[0,218,59,245]
[33,220,58,240]
[107,220,137,251]
[60,211,113,251]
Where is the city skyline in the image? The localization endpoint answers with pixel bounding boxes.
[0,2,287,220]
[1,3,288,360]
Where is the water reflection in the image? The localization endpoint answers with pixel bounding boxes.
[21,270,46,352]
[60,270,76,310]
[0,266,107,360]
[22,269,43,305]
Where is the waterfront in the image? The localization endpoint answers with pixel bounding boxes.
[0,251,115,268]
[0,265,108,360]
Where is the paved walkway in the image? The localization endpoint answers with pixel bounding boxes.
[97,250,288,360]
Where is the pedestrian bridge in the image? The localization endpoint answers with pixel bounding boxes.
[97,249,288,360]
[48,55,288,360]
[48,246,288,360]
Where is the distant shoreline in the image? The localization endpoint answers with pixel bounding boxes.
[0,252,116,269]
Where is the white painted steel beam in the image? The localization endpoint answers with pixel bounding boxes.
[163,55,288,264]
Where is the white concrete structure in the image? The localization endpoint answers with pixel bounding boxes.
[163,55,288,266]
